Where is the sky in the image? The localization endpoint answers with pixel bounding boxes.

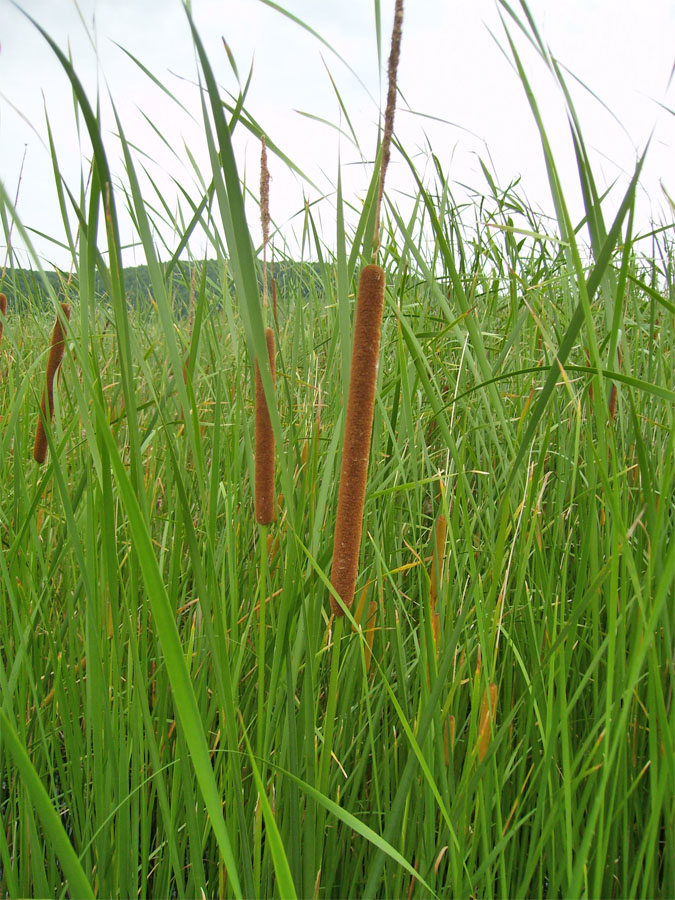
[1,0,674,271]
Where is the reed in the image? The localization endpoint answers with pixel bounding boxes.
[33,303,70,464]
[254,133,276,527]
[254,326,276,525]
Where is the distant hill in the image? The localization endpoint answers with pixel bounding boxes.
[0,258,324,316]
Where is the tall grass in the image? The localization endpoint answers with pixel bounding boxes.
[0,2,673,898]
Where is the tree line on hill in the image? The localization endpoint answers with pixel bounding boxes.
[0,258,323,317]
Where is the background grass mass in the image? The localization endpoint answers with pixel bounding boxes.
[0,2,673,898]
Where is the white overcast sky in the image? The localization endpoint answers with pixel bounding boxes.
[1,0,674,270]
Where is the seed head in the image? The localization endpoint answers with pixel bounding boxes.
[33,304,70,464]
[330,265,385,615]
[255,327,276,525]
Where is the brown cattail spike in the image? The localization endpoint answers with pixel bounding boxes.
[330,265,385,615]
[34,304,70,464]
[255,327,276,525]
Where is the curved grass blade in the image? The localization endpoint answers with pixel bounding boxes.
[256,0,375,99]
[270,760,436,898]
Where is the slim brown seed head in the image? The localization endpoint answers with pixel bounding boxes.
[33,303,70,464]
[255,327,276,525]
[330,264,386,615]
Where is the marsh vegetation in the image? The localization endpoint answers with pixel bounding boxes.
[0,2,673,897]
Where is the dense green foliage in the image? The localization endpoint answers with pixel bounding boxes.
[0,3,673,898]
[2,259,312,316]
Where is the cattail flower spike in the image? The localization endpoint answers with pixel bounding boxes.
[34,304,70,464]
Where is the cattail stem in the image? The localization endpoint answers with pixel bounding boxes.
[256,523,269,763]
[33,304,70,464]
[255,327,276,525]
[372,0,404,258]
[271,277,278,328]
[330,2,400,615]
[330,265,385,615]
[260,136,271,310]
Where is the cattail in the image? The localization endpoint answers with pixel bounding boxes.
[0,292,6,345]
[330,264,386,615]
[254,327,276,525]
[33,304,70,464]
[330,0,402,615]
[476,683,498,762]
